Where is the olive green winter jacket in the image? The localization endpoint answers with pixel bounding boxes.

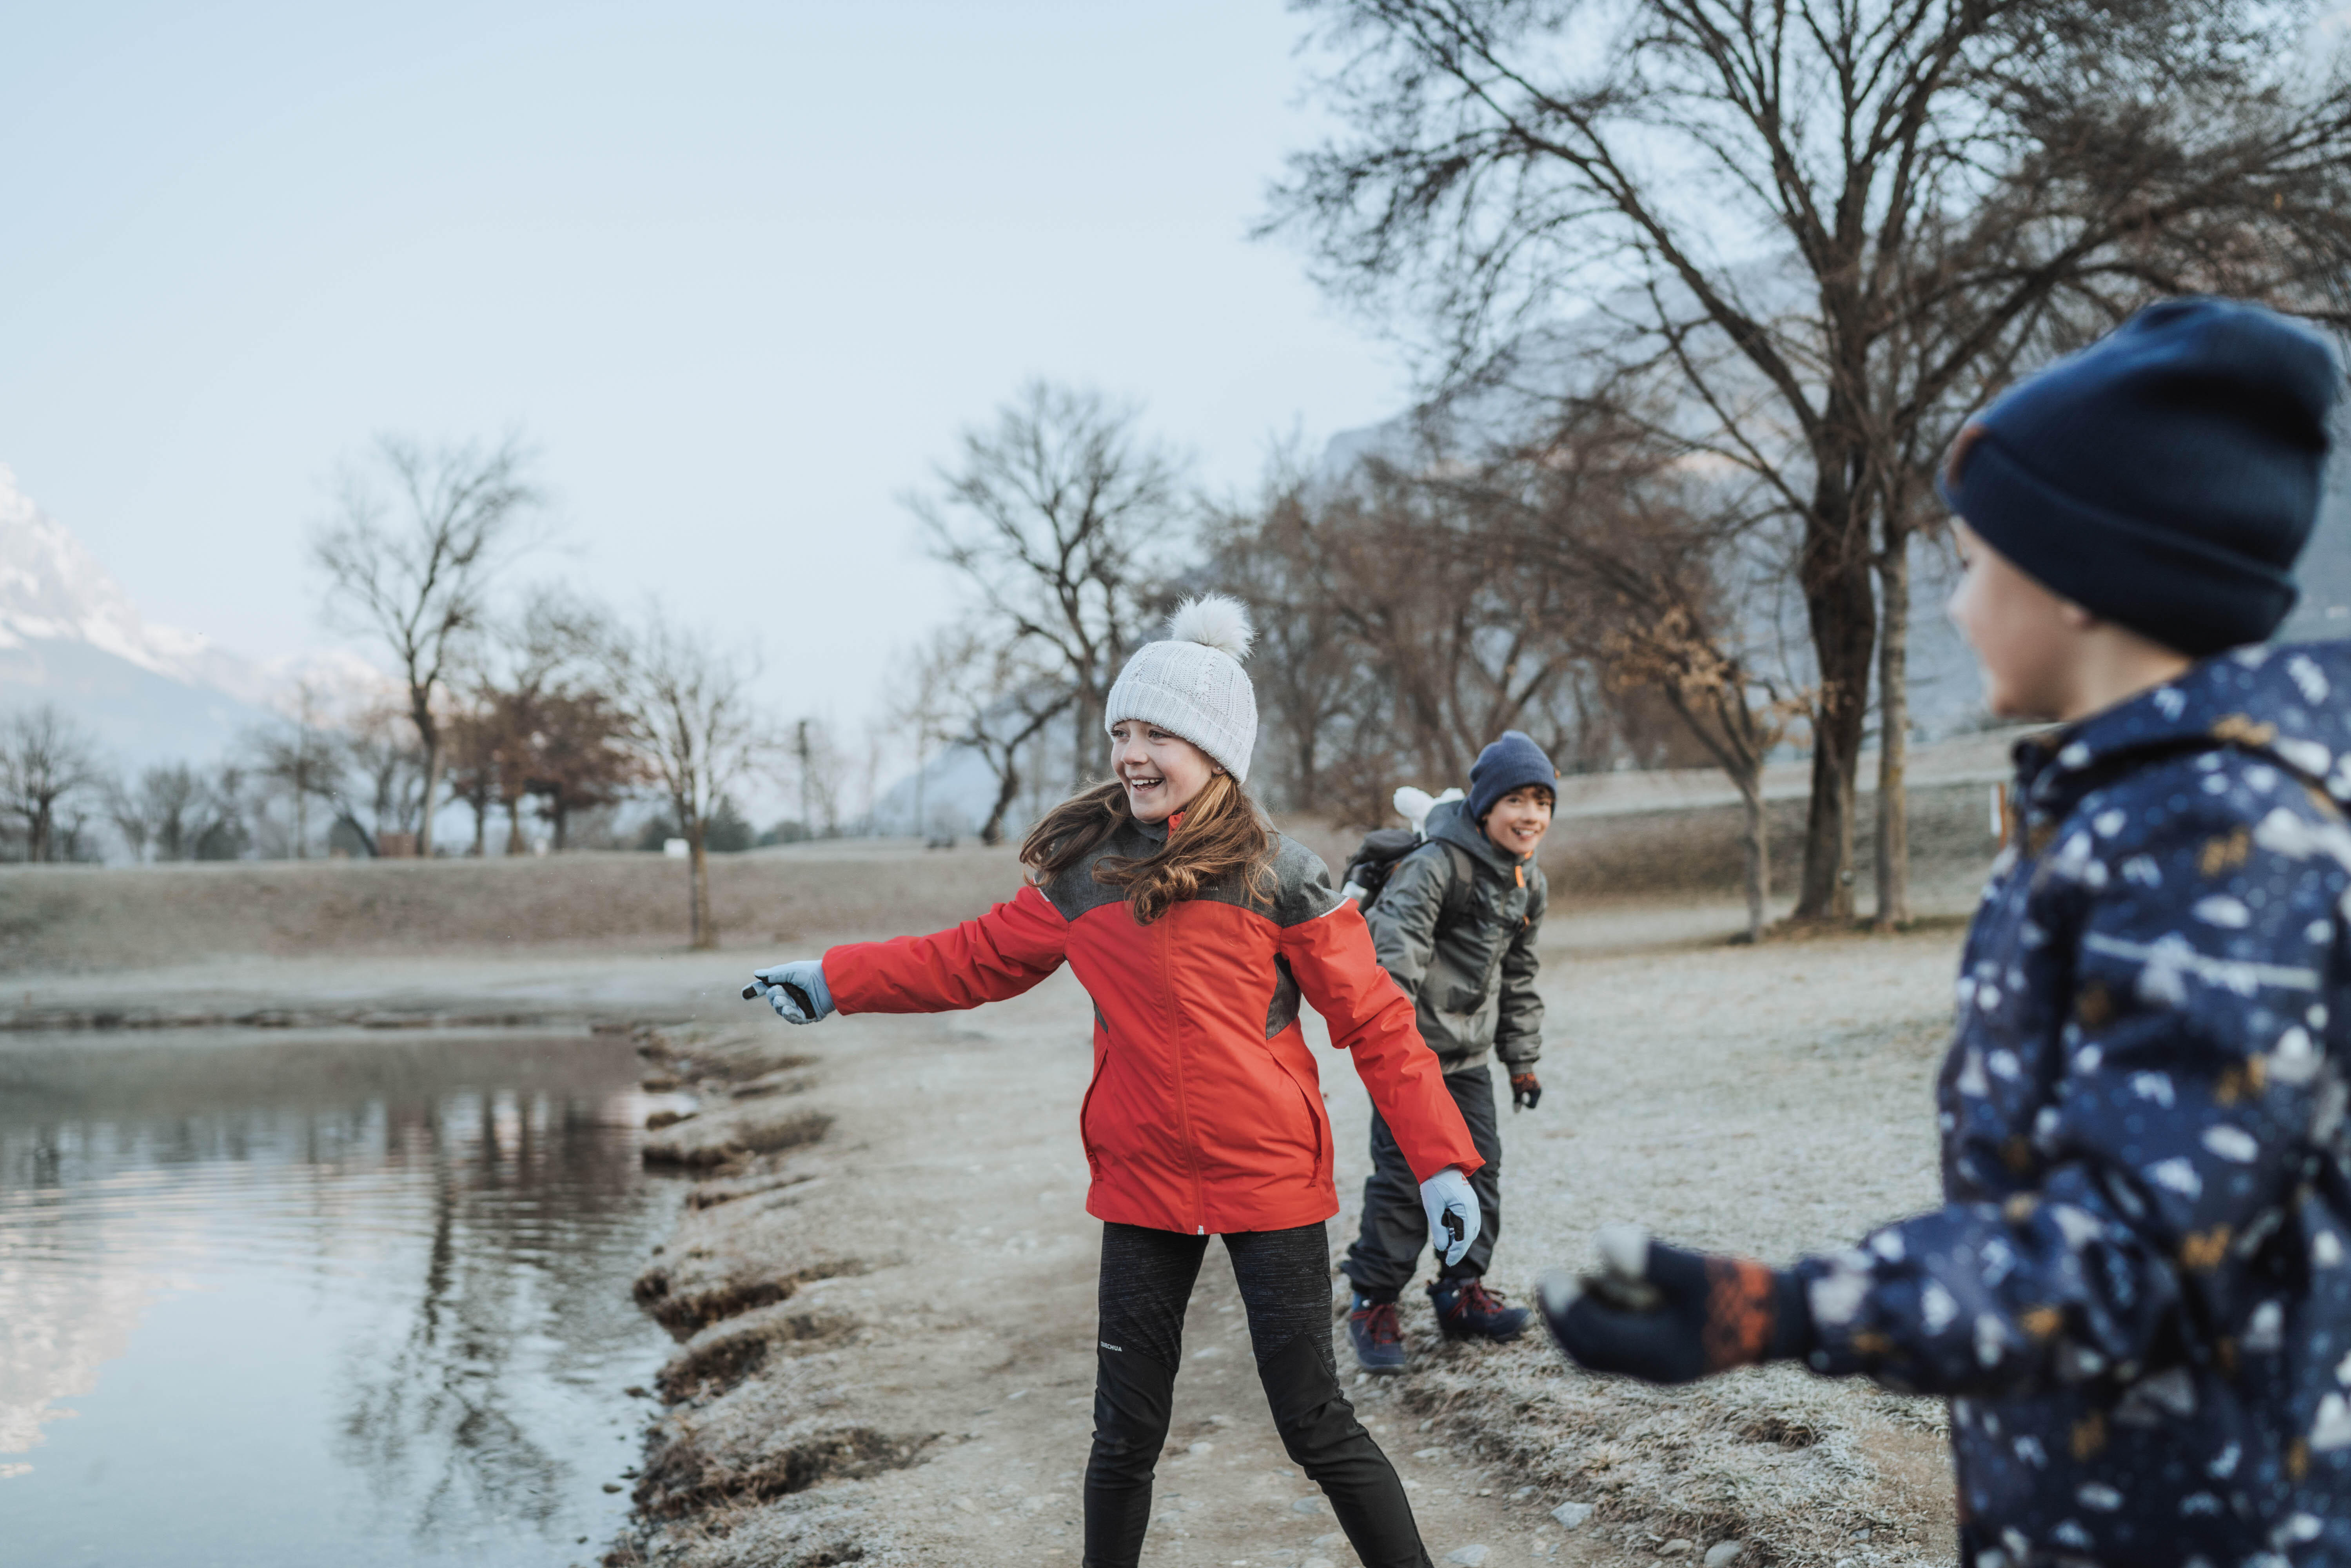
[1363,799,1545,1072]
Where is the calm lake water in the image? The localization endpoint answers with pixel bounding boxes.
[0,1026,684,1566]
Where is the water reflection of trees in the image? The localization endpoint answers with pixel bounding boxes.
[0,1032,670,1556]
[332,1081,660,1549]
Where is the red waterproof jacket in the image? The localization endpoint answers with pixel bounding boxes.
[824,820,1482,1236]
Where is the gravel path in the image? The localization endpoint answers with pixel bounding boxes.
[602,897,1974,1568]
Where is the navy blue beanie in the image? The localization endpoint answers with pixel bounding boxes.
[1938,297,2340,657]
[1467,731,1557,824]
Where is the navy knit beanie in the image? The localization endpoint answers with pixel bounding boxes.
[1467,731,1557,824]
[1939,297,2339,656]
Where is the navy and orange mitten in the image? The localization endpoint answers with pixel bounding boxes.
[1538,1224,1812,1384]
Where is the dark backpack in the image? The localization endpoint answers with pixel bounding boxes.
[1340,831,1472,917]
[1339,828,1421,908]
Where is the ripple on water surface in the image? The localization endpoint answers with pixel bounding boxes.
[0,1025,684,1566]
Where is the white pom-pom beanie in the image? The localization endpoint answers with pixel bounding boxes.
[1103,593,1259,782]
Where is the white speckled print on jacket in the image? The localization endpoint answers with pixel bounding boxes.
[1792,643,2351,1568]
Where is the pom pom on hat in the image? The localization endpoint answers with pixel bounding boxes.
[1165,594,1254,662]
[1103,593,1260,781]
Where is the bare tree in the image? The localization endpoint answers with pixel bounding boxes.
[248,684,342,859]
[1207,446,1665,824]
[891,638,966,840]
[334,707,428,857]
[787,718,851,839]
[105,779,153,863]
[1273,0,2351,920]
[1445,399,1810,940]
[1202,459,1376,813]
[109,764,202,862]
[602,606,770,949]
[908,381,1185,790]
[312,433,542,856]
[0,706,101,862]
[914,624,1077,846]
[189,764,253,861]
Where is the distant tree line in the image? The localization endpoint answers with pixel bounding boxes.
[0,436,879,953]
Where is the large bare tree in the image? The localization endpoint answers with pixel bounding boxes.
[602,606,770,949]
[909,381,1185,790]
[0,706,100,862]
[312,433,542,856]
[1273,0,2351,920]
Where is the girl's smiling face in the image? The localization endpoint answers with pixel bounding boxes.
[1109,721,1219,823]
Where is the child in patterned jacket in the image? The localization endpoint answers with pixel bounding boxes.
[1541,298,2351,1568]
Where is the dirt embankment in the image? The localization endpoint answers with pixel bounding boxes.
[1,776,2001,977]
[599,905,1971,1568]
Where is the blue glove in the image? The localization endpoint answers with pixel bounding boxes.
[750,960,835,1025]
[1420,1166,1481,1267]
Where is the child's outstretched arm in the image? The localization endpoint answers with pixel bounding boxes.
[790,884,1073,1017]
[1795,798,2336,1395]
[1549,789,2343,1397]
[1282,885,1483,1183]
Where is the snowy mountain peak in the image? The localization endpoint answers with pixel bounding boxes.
[2,466,178,660]
[0,464,250,691]
[0,465,385,713]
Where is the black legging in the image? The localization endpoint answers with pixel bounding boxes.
[1085,1220,1432,1568]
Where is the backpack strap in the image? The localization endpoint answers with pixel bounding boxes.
[1426,840,1476,932]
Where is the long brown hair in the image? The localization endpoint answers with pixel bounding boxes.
[1020,772,1274,925]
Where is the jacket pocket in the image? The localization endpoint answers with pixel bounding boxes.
[1078,1013,1110,1176]
[1264,1039,1327,1170]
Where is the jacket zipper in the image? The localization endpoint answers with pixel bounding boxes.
[1160,907,1207,1234]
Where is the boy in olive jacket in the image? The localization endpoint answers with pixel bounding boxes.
[1345,731,1556,1372]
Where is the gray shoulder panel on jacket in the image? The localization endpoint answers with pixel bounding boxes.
[1262,833,1343,928]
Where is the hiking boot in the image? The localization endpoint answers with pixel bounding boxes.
[1348,1296,1407,1374]
[1429,1276,1530,1341]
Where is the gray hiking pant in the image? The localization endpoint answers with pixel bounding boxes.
[1339,1062,1502,1300]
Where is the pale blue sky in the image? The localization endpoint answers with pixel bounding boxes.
[0,2,1408,731]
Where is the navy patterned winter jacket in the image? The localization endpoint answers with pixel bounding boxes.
[1794,644,2351,1568]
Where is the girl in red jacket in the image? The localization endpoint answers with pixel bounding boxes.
[752,595,1483,1568]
